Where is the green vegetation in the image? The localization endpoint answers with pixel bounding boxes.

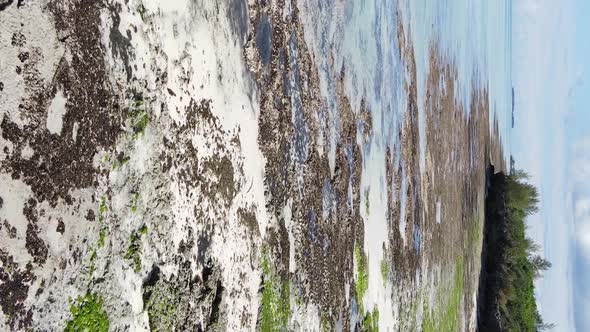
[261,250,290,332]
[98,196,107,223]
[498,171,551,331]
[354,242,369,311]
[144,287,179,331]
[320,312,331,332]
[130,192,140,213]
[111,155,130,170]
[88,197,108,275]
[65,293,109,332]
[90,250,97,262]
[479,170,553,331]
[422,257,465,332]
[98,228,106,248]
[130,99,149,137]
[133,111,149,137]
[89,249,97,275]
[468,209,483,249]
[354,242,380,331]
[125,225,148,272]
[380,258,388,284]
[363,307,380,332]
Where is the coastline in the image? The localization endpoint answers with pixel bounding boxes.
[0,0,509,330]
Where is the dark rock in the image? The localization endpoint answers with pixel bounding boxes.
[0,249,34,330]
[18,51,29,63]
[56,219,65,234]
[0,0,13,11]
[86,209,96,222]
[142,259,225,331]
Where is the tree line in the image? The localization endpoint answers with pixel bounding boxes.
[478,168,553,332]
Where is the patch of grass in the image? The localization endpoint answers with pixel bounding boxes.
[65,293,109,332]
[422,257,465,332]
[261,250,290,332]
[125,225,148,272]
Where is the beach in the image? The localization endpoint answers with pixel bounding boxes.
[0,0,510,330]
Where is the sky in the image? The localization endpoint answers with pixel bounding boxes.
[512,0,590,330]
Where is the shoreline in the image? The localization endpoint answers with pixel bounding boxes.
[0,1,509,330]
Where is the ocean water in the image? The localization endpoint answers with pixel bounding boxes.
[399,0,513,171]
[297,0,512,328]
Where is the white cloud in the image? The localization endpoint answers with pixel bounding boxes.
[570,136,590,331]
[574,196,590,260]
[513,0,579,330]
[572,139,590,256]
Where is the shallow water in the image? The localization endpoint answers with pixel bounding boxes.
[298,0,512,159]
[297,0,512,328]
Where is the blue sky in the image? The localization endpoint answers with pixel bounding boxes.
[512,0,590,330]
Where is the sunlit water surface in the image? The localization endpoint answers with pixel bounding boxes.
[296,0,512,328]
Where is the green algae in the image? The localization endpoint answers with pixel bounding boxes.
[261,250,290,332]
[125,225,148,272]
[65,293,109,332]
[130,192,140,213]
[422,257,465,332]
[363,307,380,332]
[354,242,369,312]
